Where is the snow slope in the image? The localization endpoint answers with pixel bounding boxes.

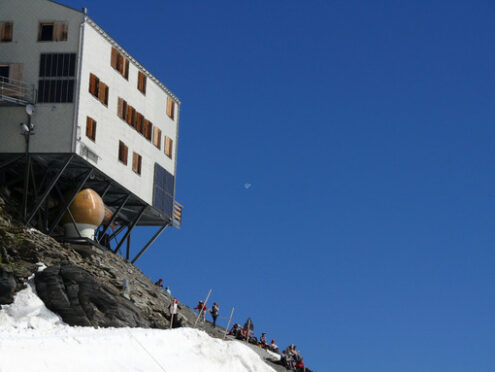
[0,274,275,372]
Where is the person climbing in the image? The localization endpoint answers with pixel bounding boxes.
[194,300,207,322]
[155,279,163,288]
[208,302,220,328]
[259,332,267,348]
[168,299,179,328]
[165,286,172,296]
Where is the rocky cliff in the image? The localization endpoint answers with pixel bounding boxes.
[0,196,289,371]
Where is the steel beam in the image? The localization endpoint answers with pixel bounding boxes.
[131,223,168,264]
[0,154,24,171]
[48,168,93,234]
[25,154,74,225]
[113,205,146,254]
[97,194,129,243]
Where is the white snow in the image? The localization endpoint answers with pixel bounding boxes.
[0,271,275,372]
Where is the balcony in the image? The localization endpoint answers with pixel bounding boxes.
[172,201,183,228]
[0,77,36,106]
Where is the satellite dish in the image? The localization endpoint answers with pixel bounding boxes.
[25,104,34,116]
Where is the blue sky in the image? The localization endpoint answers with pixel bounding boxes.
[63,0,495,370]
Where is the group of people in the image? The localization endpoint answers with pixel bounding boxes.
[228,321,312,372]
[154,278,172,296]
[156,285,312,371]
[194,300,220,328]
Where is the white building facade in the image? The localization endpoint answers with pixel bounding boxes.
[0,0,181,235]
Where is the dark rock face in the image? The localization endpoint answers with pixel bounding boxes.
[0,266,17,304]
[35,264,148,327]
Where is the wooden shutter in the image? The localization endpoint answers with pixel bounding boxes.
[2,22,13,42]
[145,121,152,140]
[124,59,129,79]
[9,64,23,81]
[119,141,128,165]
[166,97,175,119]
[98,82,108,105]
[138,72,146,94]
[61,23,68,41]
[132,153,138,173]
[53,22,67,41]
[89,74,97,96]
[136,112,143,133]
[117,97,123,118]
[165,136,173,158]
[117,54,124,74]
[111,48,118,69]
[126,105,133,125]
[86,117,96,141]
[153,127,161,149]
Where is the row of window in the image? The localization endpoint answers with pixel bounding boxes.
[85,115,173,160]
[116,97,174,158]
[111,47,147,95]
[109,47,175,120]
[118,141,142,175]
[117,97,152,140]
[0,21,68,42]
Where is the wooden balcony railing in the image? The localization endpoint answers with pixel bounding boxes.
[172,201,183,228]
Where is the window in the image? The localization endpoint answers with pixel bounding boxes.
[137,71,146,94]
[165,136,173,158]
[111,47,129,79]
[118,141,128,165]
[166,97,175,120]
[0,65,8,81]
[38,53,75,103]
[117,97,128,120]
[153,127,161,149]
[38,22,67,42]
[143,120,152,141]
[126,105,135,126]
[89,73,109,105]
[86,117,97,141]
[0,22,13,42]
[132,152,142,175]
[135,112,143,133]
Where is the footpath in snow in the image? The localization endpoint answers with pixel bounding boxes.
[0,271,275,372]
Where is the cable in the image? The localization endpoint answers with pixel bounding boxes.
[127,329,169,372]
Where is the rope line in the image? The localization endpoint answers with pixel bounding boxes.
[128,329,169,372]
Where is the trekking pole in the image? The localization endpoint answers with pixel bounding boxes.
[223,307,235,339]
[169,313,174,329]
[194,289,212,327]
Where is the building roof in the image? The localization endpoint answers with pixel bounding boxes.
[85,17,181,105]
[45,0,181,104]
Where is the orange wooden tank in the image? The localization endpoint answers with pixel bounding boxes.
[62,188,105,238]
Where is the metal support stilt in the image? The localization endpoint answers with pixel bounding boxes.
[48,168,93,234]
[131,223,168,264]
[25,154,74,225]
[114,206,146,254]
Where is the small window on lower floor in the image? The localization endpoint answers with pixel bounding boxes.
[153,127,161,149]
[165,136,173,159]
[118,141,128,165]
[86,116,96,141]
[132,152,142,175]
